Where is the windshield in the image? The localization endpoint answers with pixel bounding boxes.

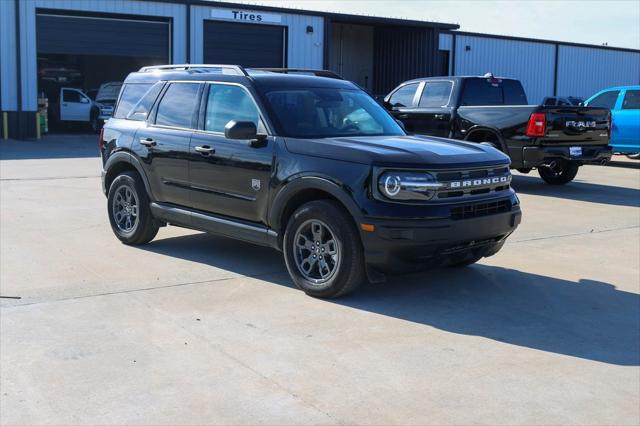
[263,88,405,138]
[97,82,123,101]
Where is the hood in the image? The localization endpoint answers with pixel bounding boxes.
[96,82,123,102]
[284,134,511,168]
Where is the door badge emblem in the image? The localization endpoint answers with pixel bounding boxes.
[251,179,261,191]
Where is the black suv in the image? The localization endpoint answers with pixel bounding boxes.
[101,65,522,298]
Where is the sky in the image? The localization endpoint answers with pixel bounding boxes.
[216,0,640,49]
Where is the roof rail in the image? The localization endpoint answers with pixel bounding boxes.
[249,68,344,80]
[138,64,249,76]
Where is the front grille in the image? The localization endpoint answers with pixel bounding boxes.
[451,199,512,220]
[432,166,512,200]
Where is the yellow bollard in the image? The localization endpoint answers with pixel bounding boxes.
[2,112,7,140]
[35,112,41,139]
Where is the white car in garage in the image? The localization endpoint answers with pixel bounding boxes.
[54,83,122,132]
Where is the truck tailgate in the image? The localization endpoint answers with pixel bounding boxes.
[541,106,610,146]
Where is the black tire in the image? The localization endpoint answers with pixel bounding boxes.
[538,160,580,185]
[89,110,100,133]
[107,171,159,245]
[283,200,366,298]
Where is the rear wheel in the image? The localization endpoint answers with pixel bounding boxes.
[283,200,365,298]
[107,171,159,245]
[538,160,580,185]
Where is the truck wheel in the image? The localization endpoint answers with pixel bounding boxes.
[283,200,366,298]
[538,160,580,185]
[89,111,100,133]
[107,171,159,245]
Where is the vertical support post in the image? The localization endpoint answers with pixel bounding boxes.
[35,112,40,139]
[2,112,8,140]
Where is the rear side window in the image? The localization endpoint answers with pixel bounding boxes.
[204,84,261,133]
[419,81,453,107]
[389,83,419,107]
[155,83,201,129]
[543,97,556,106]
[461,78,528,106]
[588,91,619,109]
[622,90,640,110]
[113,83,153,118]
[127,82,164,121]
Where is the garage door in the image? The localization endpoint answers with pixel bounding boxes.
[204,21,286,68]
[36,14,169,60]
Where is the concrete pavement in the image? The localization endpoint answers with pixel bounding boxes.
[1,135,639,425]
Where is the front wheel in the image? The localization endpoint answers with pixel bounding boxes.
[283,200,365,298]
[89,111,100,133]
[538,160,580,185]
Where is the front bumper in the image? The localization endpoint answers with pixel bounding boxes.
[522,145,612,168]
[360,196,522,273]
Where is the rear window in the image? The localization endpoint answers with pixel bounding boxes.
[460,78,528,106]
[419,81,453,107]
[113,83,153,119]
[155,83,201,129]
[127,82,164,121]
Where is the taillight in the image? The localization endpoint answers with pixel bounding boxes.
[526,112,546,137]
[98,127,104,151]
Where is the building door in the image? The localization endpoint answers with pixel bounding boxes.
[203,21,286,68]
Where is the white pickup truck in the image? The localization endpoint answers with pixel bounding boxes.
[53,82,122,132]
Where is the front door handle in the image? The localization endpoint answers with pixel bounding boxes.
[139,138,156,147]
[397,114,409,119]
[195,145,215,155]
[434,114,447,120]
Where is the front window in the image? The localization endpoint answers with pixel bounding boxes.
[264,88,405,138]
[205,84,262,133]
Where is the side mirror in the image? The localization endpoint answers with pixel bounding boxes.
[225,120,258,140]
[382,100,393,111]
[80,97,90,104]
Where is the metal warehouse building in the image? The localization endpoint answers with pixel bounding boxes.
[1,0,639,138]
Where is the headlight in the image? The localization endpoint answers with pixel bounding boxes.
[377,171,442,201]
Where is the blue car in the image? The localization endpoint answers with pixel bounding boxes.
[585,86,640,157]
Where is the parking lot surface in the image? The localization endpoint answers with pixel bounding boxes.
[1,135,639,425]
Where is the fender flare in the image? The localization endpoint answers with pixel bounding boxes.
[103,151,153,197]
[268,176,363,233]
[465,126,508,153]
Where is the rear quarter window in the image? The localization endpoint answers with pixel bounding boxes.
[113,83,154,119]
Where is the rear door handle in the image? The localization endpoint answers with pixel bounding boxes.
[139,138,156,147]
[195,145,215,155]
[397,114,409,119]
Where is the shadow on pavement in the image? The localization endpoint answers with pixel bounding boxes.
[512,174,640,208]
[0,133,99,160]
[141,232,640,366]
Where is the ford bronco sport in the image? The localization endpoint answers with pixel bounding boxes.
[101,65,522,298]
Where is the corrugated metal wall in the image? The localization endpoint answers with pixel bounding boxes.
[374,27,440,94]
[451,34,556,104]
[0,0,18,111]
[18,0,187,111]
[557,45,640,98]
[190,5,324,69]
[439,32,640,104]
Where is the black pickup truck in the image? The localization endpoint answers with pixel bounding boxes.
[384,75,612,184]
